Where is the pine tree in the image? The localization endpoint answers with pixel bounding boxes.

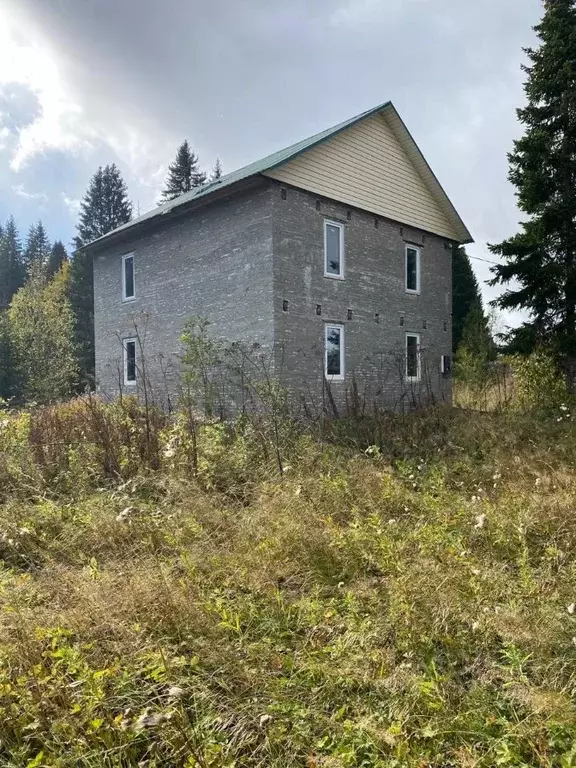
[46,240,68,278]
[24,221,51,272]
[0,217,25,310]
[0,310,12,400]
[9,261,78,403]
[159,140,207,204]
[210,158,223,181]
[452,247,490,353]
[72,164,133,388]
[489,0,576,386]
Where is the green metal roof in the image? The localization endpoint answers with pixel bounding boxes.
[84,100,471,249]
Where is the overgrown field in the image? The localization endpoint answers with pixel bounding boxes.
[1,398,576,767]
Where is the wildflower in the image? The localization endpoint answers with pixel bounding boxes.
[560,405,569,411]
[474,514,486,529]
[472,621,480,632]
[387,519,397,525]
[535,477,541,486]
[167,685,184,700]
[259,714,272,727]
[471,568,481,576]
[568,603,576,615]
[135,707,172,730]
[18,527,31,536]
[116,507,134,523]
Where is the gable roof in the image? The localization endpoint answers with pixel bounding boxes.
[83,101,472,251]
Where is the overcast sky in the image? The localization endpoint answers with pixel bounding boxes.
[0,0,542,329]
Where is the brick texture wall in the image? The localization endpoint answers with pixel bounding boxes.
[93,179,453,411]
[271,182,453,411]
[93,183,274,406]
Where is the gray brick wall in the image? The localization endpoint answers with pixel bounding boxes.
[93,183,274,405]
[270,183,453,411]
[93,178,453,411]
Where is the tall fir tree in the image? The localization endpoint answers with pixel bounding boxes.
[452,246,490,353]
[72,163,133,388]
[0,217,25,310]
[210,158,223,181]
[489,0,576,386]
[46,240,68,278]
[24,221,51,272]
[159,140,207,204]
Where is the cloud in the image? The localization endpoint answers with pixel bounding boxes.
[11,184,47,203]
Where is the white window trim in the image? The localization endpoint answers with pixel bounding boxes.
[324,220,345,280]
[123,337,137,386]
[325,323,345,381]
[122,253,136,301]
[405,332,421,383]
[405,244,421,294]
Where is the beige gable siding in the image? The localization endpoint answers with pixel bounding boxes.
[264,112,460,241]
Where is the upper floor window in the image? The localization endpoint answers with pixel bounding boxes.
[325,324,345,380]
[122,253,135,301]
[406,332,421,382]
[324,220,344,279]
[405,245,420,294]
[123,338,137,385]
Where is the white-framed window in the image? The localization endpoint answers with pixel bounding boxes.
[405,333,421,382]
[123,338,137,385]
[122,253,135,301]
[325,324,345,380]
[405,245,420,294]
[324,220,344,279]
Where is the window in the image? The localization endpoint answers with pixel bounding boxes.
[122,253,135,300]
[405,245,420,293]
[123,338,137,385]
[324,221,344,278]
[325,324,345,380]
[405,333,421,382]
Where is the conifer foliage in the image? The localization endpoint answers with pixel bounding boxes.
[46,241,68,278]
[0,217,25,311]
[72,164,133,388]
[159,140,207,203]
[23,221,51,272]
[452,246,489,354]
[490,0,576,385]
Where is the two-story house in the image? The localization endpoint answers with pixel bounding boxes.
[84,101,472,411]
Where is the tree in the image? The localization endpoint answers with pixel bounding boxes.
[159,140,207,204]
[489,0,576,387]
[72,164,133,388]
[24,220,51,272]
[0,217,25,310]
[210,158,223,181]
[9,262,78,403]
[0,310,12,400]
[452,246,488,353]
[46,240,68,278]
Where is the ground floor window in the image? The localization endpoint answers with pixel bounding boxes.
[406,333,421,382]
[325,324,345,380]
[123,338,137,385]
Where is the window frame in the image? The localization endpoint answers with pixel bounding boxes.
[122,252,136,301]
[324,323,345,381]
[323,220,345,280]
[405,332,421,383]
[405,244,421,294]
[123,337,137,386]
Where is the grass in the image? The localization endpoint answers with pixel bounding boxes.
[0,398,576,766]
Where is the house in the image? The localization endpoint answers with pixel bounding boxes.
[85,101,472,412]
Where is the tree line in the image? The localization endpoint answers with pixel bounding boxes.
[0,143,221,404]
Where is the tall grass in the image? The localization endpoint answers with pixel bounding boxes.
[0,395,576,766]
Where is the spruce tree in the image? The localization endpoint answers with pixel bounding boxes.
[46,240,68,278]
[159,140,207,203]
[489,0,576,386]
[24,221,51,272]
[210,158,223,181]
[0,217,25,310]
[452,246,488,353]
[72,163,133,388]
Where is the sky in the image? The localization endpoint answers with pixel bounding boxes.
[0,0,543,331]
